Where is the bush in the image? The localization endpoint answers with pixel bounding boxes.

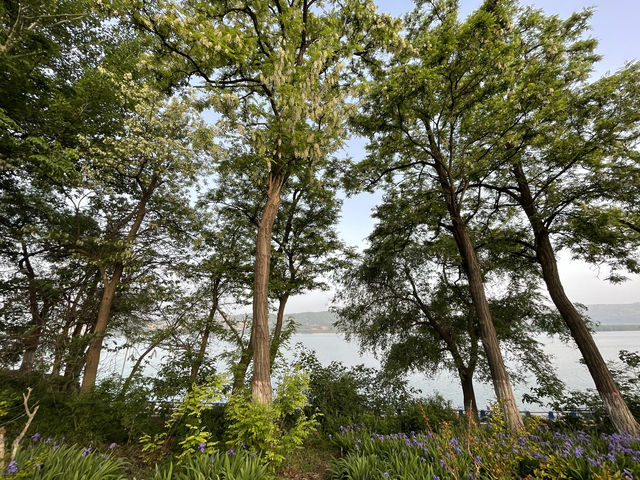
[0,371,158,445]
[225,369,318,468]
[294,348,455,434]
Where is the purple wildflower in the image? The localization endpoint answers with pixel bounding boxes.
[81,447,92,457]
[228,449,235,456]
[6,460,18,474]
[109,442,117,449]
[199,443,206,453]
[623,469,634,480]
[32,433,41,442]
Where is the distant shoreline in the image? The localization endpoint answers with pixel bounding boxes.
[294,325,640,334]
[594,324,640,332]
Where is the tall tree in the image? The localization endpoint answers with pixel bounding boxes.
[476,7,640,434]
[268,172,345,367]
[348,0,527,430]
[127,0,400,402]
[72,81,214,391]
[336,185,565,417]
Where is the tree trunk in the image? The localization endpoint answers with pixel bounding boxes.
[537,236,640,434]
[19,333,40,373]
[80,272,121,393]
[190,286,219,384]
[269,293,289,370]
[460,369,479,420]
[232,341,253,395]
[451,218,523,431]
[512,162,640,435]
[119,337,164,399]
[251,173,285,404]
[18,243,50,373]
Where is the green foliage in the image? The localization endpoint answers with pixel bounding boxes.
[153,451,273,480]
[0,372,157,444]
[4,441,127,479]
[141,376,225,458]
[296,348,455,434]
[225,370,318,468]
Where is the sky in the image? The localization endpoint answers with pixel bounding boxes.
[284,0,640,313]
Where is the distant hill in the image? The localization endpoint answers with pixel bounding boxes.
[282,303,640,333]
[283,311,339,334]
[586,302,640,330]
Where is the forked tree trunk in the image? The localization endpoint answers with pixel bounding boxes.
[269,293,289,370]
[431,151,523,431]
[512,163,640,435]
[459,369,478,419]
[451,217,524,431]
[252,172,285,404]
[80,271,121,392]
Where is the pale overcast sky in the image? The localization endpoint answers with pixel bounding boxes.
[284,0,640,313]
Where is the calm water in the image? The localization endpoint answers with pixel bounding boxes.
[282,331,640,410]
[103,331,640,411]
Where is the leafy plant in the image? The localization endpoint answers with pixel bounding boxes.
[225,369,318,468]
[3,440,126,479]
[141,376,226,458]
[153,450,273,480]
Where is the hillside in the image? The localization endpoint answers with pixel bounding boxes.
[285,303,640,333]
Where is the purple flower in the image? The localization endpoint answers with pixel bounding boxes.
[32,433,41,442]
[199,443,206,453]
[6,460,18,474]
[109,442,117,449]
[439,458,445,468]
[623,469,634,480]
[81,447,92,457]
[228,449,235,456]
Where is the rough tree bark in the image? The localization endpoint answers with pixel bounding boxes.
[80,272,121,392]
[251,172,285,404]
[512,162,640,436]
[429,145,523,430]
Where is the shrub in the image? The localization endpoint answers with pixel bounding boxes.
[141,375,226,458]
[225,369,318,469]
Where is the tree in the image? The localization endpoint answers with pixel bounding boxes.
[268,172,346,367]
[72,80,214,391]
[447,4,640,434]
[126,0,400,403]
[348,0,527,430]
[336,185,565,417]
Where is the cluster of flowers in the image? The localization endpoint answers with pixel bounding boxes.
[331,420,640,480]
[4,432,119,476]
